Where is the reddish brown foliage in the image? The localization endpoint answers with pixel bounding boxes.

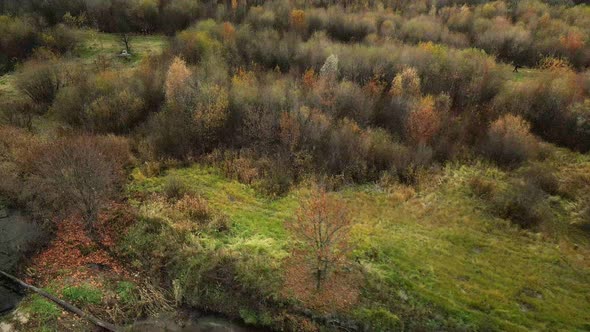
[222,22,236,41]
[302,68,317,89]
[286,188,353,291]
[282,249,359,314]
[560,31,585,53]
[290,9,306,32]
[28,213,131,285]
[406,96,441,145]
[279,111,301,152]
[29,135,130,228]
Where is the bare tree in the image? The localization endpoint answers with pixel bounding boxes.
[287,187,353,290]
[29,135,130,240]
[120,33,132,54]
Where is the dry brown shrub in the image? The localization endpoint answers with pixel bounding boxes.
[485,114,538,166]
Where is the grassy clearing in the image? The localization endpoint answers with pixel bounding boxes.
[509,67,543,83]
[0,73,18,101]
[129,166,299,240]
[1,31,167,102]
[75,30,168,67]
[125,151,590,331]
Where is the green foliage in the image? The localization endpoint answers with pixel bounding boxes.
[123,160,590,331]
[25,294,61,323]
[116,281,138,305]
[62,285,103,305]
[173,23,222,64]
[239,308,273,326]
[355,308,402,332]
[162,175,188,200]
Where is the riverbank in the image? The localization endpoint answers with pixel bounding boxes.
[0,205,267,332]
[0,209,44,315]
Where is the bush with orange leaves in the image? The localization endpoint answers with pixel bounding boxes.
[287,187,353,291]
[406,96,441,146]
[290,9,306,32]
[484,114,538,166]
[222,22,236,42]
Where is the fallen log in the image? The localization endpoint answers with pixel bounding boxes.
[0,269,121,332]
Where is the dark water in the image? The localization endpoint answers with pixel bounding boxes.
[130,315,266,332]
[0,209,43,315]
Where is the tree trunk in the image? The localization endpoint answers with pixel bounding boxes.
[0,270,121,332]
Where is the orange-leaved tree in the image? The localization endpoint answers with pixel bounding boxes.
[287,187,352,291]
[406,95,441,146]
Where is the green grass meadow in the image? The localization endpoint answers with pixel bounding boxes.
[126,152,590,331]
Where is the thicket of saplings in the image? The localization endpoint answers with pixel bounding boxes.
[2,0,589,72]
[0,0,589,329]
[1,0,589,229]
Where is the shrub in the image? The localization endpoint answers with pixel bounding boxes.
[0,99,38,129]
[141,109,196,160]
[406,96,441,146]
[331,80,373,125]
[235,26,296,71]
[164,56,194,107]
[192,83,230,150]
[15,60,62,107]
[365,128,397,180]
[41,24,78,54]
[389,142,413,180]
[492,70,583,151]
[492,182,546,229]
[579,205,590,233]
[522,164,559,196]
[355,308,403,332]
[484,114,538,166]
[175,194,210,222]
[469,176,496,199]
[4,134,131,234]
[134,54,167,113]
[390,67,422,100]
[326,9,374,42]
[252,157,293,197]
[50,81,91,127]
[290,9,306,32]
[87,88,146,134]
[173,28,221,64]
[0,16,38,73]
[162,176,188,201]
[323,119,368,181]
[245,6,276,30]
[160,0,201,34]
[401,15,444,44]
